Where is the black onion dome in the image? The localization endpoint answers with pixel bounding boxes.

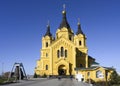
[44,24,52,37]
[76,22,84,35]
[59,10,71,30]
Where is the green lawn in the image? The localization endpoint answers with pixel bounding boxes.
[0,78,7,84]
[0,77,15,85]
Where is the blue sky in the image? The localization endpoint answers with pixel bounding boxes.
[0,0,120,75]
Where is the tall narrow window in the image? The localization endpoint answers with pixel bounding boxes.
[87,72,90,77]
[61,47,64,57]
[69,36,72,41]
[46,53,48,57]
[57,50,60,58]
[46,65,48,70]
[79,41,81,46]
[46,42,48,47]
[96,70,103,78]
[65,50,67,57]
[80,64,83,67]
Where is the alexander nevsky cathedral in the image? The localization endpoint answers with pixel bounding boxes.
[35,7,114,82]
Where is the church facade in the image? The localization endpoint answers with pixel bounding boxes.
[35,8,114,82]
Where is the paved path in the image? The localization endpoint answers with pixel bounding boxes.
[1,78,91,86]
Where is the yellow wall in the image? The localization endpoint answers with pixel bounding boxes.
[34,26,113,83]
[34,10,113,82]
[35,27,88,76]
[76,67,113,82]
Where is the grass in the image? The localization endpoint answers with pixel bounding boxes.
[0,77,15,85]
[0,78,8,84]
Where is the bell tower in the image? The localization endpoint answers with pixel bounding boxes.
[74,20,86,48]
[56,5,74,41]
[74,20,88,68]
[42,22,53,49]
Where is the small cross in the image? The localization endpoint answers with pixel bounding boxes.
[48,20,50,26]
[63,4,66,11]
[78,18,80,24]
[78,18,80,22]
[47,20,50,27]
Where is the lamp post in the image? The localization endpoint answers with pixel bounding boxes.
[105,70,108,86]
[2,62,4,76]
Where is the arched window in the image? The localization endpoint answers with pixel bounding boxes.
[69,36,72,41]
[80,64,83,67]
[96,70,103,78]
[57,50,60,58]
[46,65,48,70]
[79,41,81,46]
[46,53,48,57]
[65,50,67,57]
[61,47,64,57]
[46,42,48,47]
[87,72,90,77]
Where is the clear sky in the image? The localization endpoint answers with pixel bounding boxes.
[0,0,120,75]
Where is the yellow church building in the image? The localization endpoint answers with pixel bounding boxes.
[35,8,114,82]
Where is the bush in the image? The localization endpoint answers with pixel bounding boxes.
[42,73,47,78]
[110,71,120,85]
[0,77,8,84]
[86,79,95,84]
[95,81,106,86]
[33,73,38,78]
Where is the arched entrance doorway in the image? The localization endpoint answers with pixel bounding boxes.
[58,65,66,75]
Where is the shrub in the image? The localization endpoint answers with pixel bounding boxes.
[86,79,95,84]
[110,71,120,85]
[42,73,47,78]
[33,73,38,78]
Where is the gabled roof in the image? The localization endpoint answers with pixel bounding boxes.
[91,61,100,67]
[103,67,115,70]
[88,55,95,60]
[92,62,99,65]
[51,37,75,48]
[75,66,114,71]
[75,66,99,71]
